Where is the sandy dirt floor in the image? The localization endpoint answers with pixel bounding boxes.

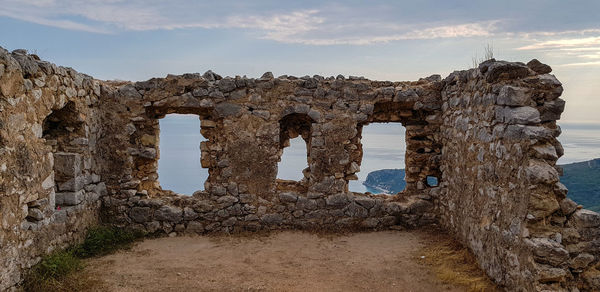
[83,230,466,292]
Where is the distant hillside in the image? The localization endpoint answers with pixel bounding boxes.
[363,169,406,194]
[363,161,600,212]
[560,158,600,212]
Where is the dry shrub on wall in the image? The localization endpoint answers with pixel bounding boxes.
[472,43,495,68]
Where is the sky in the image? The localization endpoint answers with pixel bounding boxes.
[0,0,599,123]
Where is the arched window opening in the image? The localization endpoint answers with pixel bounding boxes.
[277,137,309,181]
[277,113,314,182]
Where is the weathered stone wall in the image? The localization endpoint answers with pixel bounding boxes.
[0,46,598,291]
[438,59,600,291]
[98,72,442,234]
[0,48,107,290]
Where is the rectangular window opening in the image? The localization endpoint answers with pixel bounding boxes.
[158,114,208,195]
[349,123,406,195]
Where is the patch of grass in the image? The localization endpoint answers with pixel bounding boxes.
[23,250,82,292]
[74,225,144,258]
[23,225,143,291]
[419,232,499,292]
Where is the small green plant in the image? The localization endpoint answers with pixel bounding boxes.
[23,225,144,291]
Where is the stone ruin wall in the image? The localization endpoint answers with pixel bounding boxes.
[0,46,599,291]
[438,60,600,291]
[0,48,106,289]
[98,68,443,234]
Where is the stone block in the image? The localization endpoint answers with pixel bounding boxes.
[559,198,577,216]
[26,208,44,221]
[528,193,560,219]
[497,86,530,106]
[215,102,241,118]
[55,190,84,206]
[570,253,595,270]
[53,152,82,181]
[140,134,156,146]
[354,196,375,209]
[41,173,55,190]
[526,238,570,266]
[344,203,368,218]
[360,218,379,228]
[222,217,237,227]
[497,106,540,124]
[239,193,256,204]
[217,78,236,92]
[571,209,600,229]
[527,59,552,74]
[483,60,530,82]
[183,207,198,221]
[185,221,205,234]
[532,144,558,161]
[279,192,298,203]
[217,195,238,207]
[261,213,283,225]
[326,193,350,208]
[539,99,565,122]
[536,264,567,283]
[57,175,86,192]
[503,125,553,140]
[145,221,161,233]
[129,207,152,223]
[154,205,183,223]
[52,209,67,223]
[582,268,600,289]
[526,160,559,184]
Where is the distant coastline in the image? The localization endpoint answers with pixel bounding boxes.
[362,158,600,211]
[362,169,406,194]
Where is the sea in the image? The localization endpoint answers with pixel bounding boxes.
[157,114,600,195]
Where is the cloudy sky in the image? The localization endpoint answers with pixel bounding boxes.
[0,0,599,122]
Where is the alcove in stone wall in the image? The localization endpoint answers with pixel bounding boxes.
[42,101,88,211]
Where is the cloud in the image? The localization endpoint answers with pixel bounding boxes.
[0,0,500,45]
[0,10,110,33]
[515,31,600,67]
[225,10,325,43]
[256,21,498,45]
[1,0,599,52]
[517,36,600,50]
[558,61,600,67]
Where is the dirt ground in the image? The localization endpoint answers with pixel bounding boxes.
[82,230,468,292]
